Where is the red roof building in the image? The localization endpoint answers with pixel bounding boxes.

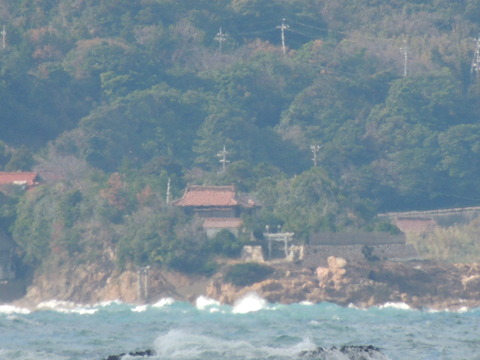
[172,185,260,237]
[172,185,259,217]
[172,185,238,208]
[0,172,40,188]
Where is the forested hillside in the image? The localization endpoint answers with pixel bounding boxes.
[1,0,480,273]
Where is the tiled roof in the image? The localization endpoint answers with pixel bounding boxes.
[172,185,260,208]
[0,172,39,186]
[203,217,243,229]
[172,185,239,207]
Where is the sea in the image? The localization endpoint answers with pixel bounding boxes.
[0,293,479,360]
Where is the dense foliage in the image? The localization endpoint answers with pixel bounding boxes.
[1,0,480,271]
[223,262,275,287]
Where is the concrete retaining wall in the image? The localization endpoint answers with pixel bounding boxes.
[301,243,418,268]
[310,231,405,246]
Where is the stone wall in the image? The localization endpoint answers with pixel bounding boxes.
[301,243,418,268]
[310,231,406,246]
[241,245,265,262]
[379,206,480,234]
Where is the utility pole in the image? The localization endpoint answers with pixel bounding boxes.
[1,25,6,50]
[471,37,480,81]
[214,27,227,54]
[400,38,408,77]
[166,177,171,205]
[310,144,323,167]
[217,145,229,172]
[276,18,289,56]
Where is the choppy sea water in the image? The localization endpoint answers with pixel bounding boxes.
[1,293,479,360]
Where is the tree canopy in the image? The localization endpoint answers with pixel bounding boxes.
[1,0,480,272]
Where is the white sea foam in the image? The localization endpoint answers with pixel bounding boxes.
[232,292,268,314]
[152,297,176,308]
[154,329,317,359]
[132,304,148,312]
[195,295,220,311]
[348,303,366,311]
[427,305,472,314]
[36,300,97,314]
[154,329,214,358]
[263,336,317,357]
[378,302,411,310]
[300,300,314,306]
[0,304,31,315]
[97,299,123,307]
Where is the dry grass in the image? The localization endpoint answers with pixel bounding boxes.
[406,219,480,263]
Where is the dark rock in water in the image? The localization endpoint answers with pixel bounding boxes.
[299,345,387,360]
[104,349,155,360]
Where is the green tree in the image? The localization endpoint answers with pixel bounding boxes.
[438,124,480,204]
[4,146,34,171]
[272,167,356,240]
[12,186,55,266]
[207,229,242,258]
[224,262,274,286]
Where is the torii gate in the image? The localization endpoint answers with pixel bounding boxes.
[264,226,295,259]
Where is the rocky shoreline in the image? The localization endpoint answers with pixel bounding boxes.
[5,256,480,311]
[207,257,480,310]
[103,345,388,360]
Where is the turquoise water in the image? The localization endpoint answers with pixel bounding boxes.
[1,294,479,360]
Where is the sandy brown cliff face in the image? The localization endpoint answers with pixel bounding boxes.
[16,264,138,306]
[14,263,209,307]
[11,256,480,311]
[206,257,480,310]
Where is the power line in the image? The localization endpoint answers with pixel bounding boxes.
[235,27,276,36]
[286,28,319,39]
[288,21,346,39]
[210,19,410,78]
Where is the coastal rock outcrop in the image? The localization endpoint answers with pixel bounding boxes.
[14,263,209,307]
[11,255,480,311]
[299,345,388,360]
[104,349,155,360]
[206,256,480,310]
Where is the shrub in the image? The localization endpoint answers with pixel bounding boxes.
[207,229,242,258]
[375,221,402,235]
[223,262,274,286]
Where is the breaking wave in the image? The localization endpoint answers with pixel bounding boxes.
[195,295,221,311]
[0,304,31,315]
[232,292,269,314]
[154,329,318,360]
[36,300,98,314]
